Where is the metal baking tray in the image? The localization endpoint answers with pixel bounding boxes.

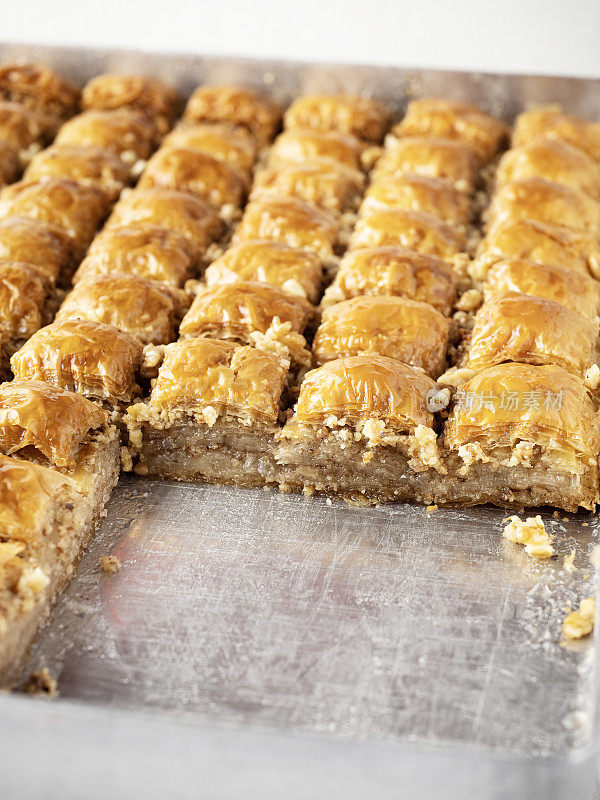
[0,42,599,800]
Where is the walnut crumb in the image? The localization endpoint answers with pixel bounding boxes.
[21,668,58,697]
[563,597,595,640]
[100,555,121,575]
[426,504,438,516]
[502,515,554,558]
[563,549,577,574]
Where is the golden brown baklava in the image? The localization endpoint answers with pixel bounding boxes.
[81,73,182,130]
[55,109,159,165]
[512,106,600,162]
[163,122,258,178]
[284,94,390,142]
[0,62,79,120]
[268,129,365,171]
[24,144,131,201]
[203,240,323,304]
[183,85,282,143]
[349,209,464,256]
[11,319,143,406]
[0,215,73,285]
[0,100,58,161]
[76,225,198,287]
[360,173,471,225]
[125,337,289,485]
[55,273,188,345]
[321,245,457,314]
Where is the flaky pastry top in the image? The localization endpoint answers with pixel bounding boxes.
[313,295,449,377]
[361,173,471,225]
[323,245,457,315]
[374,136,483,191]
[24,144,131,201]
[393,99,509,160]
[0,260,47,338]
[484,177,600,234]
[179,280,314,341]
[444,362,600,458]
[55,273,187,345]
[0,177,109,249]
[55,109,159,162]
[287,355,437,431]
[0,100,57,152]
[269,128,364,170]
[251,160,364,212]
[512,107,600,162]
[350,209,464,257]
[0,379,106,467]
[147,338,287,423]
[81,73,182,124]
[163,123,258,177]
[485,258,600,320]
[495,138,600,199]
[184,85,282,142]
[77,225,196,287]
[283,94,389,142]
[234,196,339,257]
[11,319,143,403]
[466,292,598,377]
[107,188,222,253]
[0,215,72,284]
[204,240,322,304]
[0,62,79,119]
[138,146,248,208]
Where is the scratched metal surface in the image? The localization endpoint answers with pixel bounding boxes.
[0,44,599,799]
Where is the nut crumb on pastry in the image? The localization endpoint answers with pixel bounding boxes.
[563,597,595,640]
[502,515,554,558]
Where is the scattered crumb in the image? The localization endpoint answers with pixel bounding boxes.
[563,597,595,640]
[325,498,332,506]
[582,522,589,527]
[426,504,438,516]
[502,515,554,558]
[21,668,58,697]
[553,510,560,518]
[100,555,121,575]
[563,549,577,573]
[591,546,600,568]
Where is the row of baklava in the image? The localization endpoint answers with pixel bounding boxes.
[0,65,186,687]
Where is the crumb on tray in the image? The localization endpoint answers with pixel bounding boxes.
[563,597,595,640]
[21,667,58,697]
[100,555,121,575]
[502,515,554,558]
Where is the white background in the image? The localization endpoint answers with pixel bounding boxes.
[2,0,600,78]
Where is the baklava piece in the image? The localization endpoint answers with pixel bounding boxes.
[321,245,457,315]
[0,141,20,188]
[24,144,131,201]
[106,188,222,256]
[512,107,600,162]
[0,380,120,686]
[125,337,289,485]
[0,260,50,344]
[81,73,182,130]
[463,292,599,382]
[373,136,483,192]
[438,363,600,511]
[275,355,444,503]
[0,101,58,161]
[55,273,188,345]
[483,177,600,234]
[312,295,449,377]
[472,218,600,280]
[284,94,389,142]
[495,139,600,199]
[484,258,600,320]
[138,146,248,211]
[0,62,79,119]
[204,240,323,304]
[251,161,364,213]
[11,319,143,407]
[361,173,471,225]
[76,225,197,287]
[349,209,464,257]
[179,281,313,367]
[184,85,282,143]
[0,215,73,285]
[163,123,258,179]
[392,99,509,161]
[234,196,340,258]
[269,129,365,170]
[0,177,110,255]
[55,109,159,165]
